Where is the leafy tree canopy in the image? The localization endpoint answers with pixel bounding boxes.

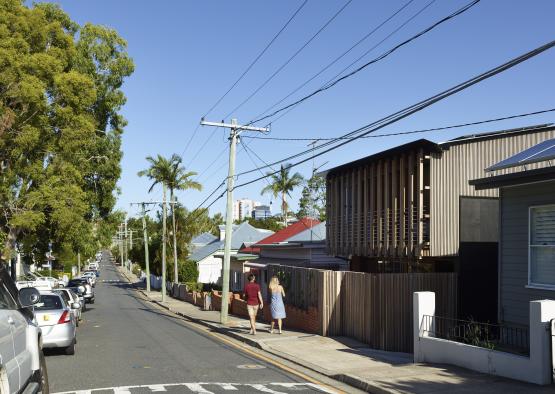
[0,0,134,263]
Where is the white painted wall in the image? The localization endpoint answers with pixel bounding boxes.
[414,291,555,385]
[197,255,223,284]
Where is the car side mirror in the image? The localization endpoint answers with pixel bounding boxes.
[18,287,40,307]
[72,302,81,309]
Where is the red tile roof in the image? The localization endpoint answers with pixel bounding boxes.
[240,218,320,254]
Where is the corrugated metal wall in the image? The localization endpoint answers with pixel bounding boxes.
[429,129,555,257]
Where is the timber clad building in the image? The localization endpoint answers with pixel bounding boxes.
[325,124,555,273]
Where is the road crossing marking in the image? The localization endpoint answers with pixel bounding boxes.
[249,384,287,394]
[147,385,167,392]
[53,382,337,394]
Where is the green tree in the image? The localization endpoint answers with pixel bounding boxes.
[261,164,304,226]
[0,1,133,265]
[138,155,173,289]
[166,155,201,284]
[297,173,326,221]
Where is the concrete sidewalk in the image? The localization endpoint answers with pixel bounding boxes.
[117,268,553,394]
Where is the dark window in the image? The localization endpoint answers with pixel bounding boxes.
[36,295,64,310]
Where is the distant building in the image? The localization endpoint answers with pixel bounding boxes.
[188,222,273,284]
[233,198,261,222]
[252,204,271,220]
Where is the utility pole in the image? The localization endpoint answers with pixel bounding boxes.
[161,184,168,302]
[118,224,124,267]
[124,219,128,271]
[77,250,81,276]
[140,203,151,292]
[200,118,269,324]
[130,201,177,296]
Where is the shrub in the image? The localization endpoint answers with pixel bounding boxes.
[185,282,203,292]
[178,260,198,283]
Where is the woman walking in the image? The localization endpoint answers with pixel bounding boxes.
[268,276,286,334]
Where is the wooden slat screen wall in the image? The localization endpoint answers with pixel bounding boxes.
[326,148,428,260]
[268,265,457,353]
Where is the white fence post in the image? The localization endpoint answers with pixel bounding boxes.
[413,291,435,363]
[529,300,555,385]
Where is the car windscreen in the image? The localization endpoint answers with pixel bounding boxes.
[36,295,63,310]
[67,280,85,287]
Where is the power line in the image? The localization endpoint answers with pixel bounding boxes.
[185,126,220,167]
[254,0,421,120]
[202,0,308,119]
[231,39,555,189]
[180,2,308,161]
[240,108,555,141]
[221,0,353,120]
[250,0,480,126]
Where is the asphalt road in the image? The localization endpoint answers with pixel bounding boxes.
[45,254,337,394]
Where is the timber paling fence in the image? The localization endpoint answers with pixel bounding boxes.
[268,264,457,353]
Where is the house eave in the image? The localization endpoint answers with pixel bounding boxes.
[469,166,555,190]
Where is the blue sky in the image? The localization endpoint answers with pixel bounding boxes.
[39,0,555,218]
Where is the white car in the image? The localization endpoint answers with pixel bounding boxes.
[81,272,96,287]
[35,292,77,355]
[16,275,53,291]
[0,266,48,393]
[33,276,59,288]
[55,289,82,326]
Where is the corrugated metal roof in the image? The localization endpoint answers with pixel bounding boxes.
[191,232,217,245]
[323,139,440,176]
[440,124,554,147]
[189,222,273,262]
[241,218,320,253]
[287,222,326,242]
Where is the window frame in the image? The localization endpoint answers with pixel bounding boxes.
[528,204,555,290]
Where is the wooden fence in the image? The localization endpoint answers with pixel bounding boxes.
[268,265,457,353]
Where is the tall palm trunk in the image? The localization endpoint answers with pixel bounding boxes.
[171,189,178,284]
[282,192,287,226]
[161,183,167,302]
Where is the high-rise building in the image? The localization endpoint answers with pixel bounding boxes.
[252,205,272,220]
[232,198,261,222]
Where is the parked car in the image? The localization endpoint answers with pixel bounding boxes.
[67,286,86,311]
[30,274,60,289]
[16,275,53,291]
[67,279,94,304]
[0,266,48,393]
[35,292,77,355]
[55,288,82,326]
[81,271,97,287]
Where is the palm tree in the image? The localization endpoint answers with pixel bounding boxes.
[261,164,304,226]
[137,154,174,301]
[167,156,202,284]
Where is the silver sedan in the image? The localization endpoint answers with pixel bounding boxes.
[35,292,77,355]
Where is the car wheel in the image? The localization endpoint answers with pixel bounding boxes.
[64,340,75,356]
[33,349,49,393]
[90,299,95,304]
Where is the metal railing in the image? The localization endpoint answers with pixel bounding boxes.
[421,315,530,356]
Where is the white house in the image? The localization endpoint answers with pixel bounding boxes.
[188,222,273,285]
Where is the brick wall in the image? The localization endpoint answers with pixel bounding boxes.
[169,286,320,334]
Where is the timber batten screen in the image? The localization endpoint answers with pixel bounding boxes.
[326,140,435,261]
[325,124,555,267]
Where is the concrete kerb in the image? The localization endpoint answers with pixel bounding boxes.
[116,266,392,394]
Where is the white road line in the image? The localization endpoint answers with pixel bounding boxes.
[148,385,167,392]
[53,382,329,393]
[273,383,338,394]
[216,383,239,390]
[183,383,214,393]
[249,384,287,394]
